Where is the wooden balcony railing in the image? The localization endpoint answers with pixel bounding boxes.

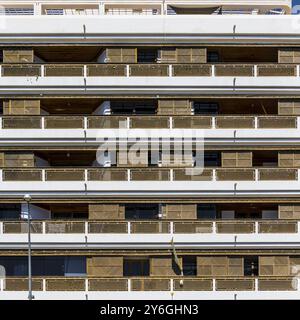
[1,167,298,182]
[214,64,254,77]
[1,220,299,235]
[1,115,298,130]
[1,63,300,78]
[0,277,297,292]
[44,116,84,129]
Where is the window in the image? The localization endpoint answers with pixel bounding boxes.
[207,52,219,63]
[110,101,157,115]
[125,204,159,219]
[137,49,157,63]
[204,152,220,167]
[244,257,259,276]
[183,257,197,276]
[0,204,21,220]
[106,8,159,15]
[197,204,217,219]
[235,211,260,219]
[64,257,86,276]
[194,102,219,115]
[0,256,86,276]
[123,259,149,276]
[1,8,34,15]
[45,9,64,15]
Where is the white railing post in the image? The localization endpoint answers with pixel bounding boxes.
[84,169,88,182]
[83,116,88,130]
[212,169,216,181]
[297,221,300,234]
[43,279,46,291]
[0,169,3,182]
[98,2,105,15]
[297,278,300,291]
[255,278,259,291]
[40,65,45,77]
[127,169,131,181]
[41,116,45,129]
[42,221,46,234]
[253,65,258,77]
[128,279,131,291]
[169,116,173,129]
[211,117,216,129]
[126,65,130,77]
[297,65,300,77]
[127,221,131,234]
[254,116,258,129]
[255,169,259,181]
[127,117,131,129]
[211,65,215,77]
[170,169,174,181]
[212,221,217,234]
[298,169,300,182]
[85,221,89,235]
[0,65,2,78]
[0,117,2,129]
[83,65,87,78]
[255,221,259,234]
[170,279,174,292]
[212,279,216,291]
[34,3,42,15]
[85,278,89,292]
[170,221,174,235]
[168,65,173,77]
[0,278,3,291]
[42,169,46,182]
[297,117,300,129]
[0,222,3,234]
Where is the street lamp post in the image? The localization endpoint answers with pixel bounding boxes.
[24,194,34,300]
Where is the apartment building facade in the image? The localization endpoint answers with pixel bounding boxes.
[1,0,300,300]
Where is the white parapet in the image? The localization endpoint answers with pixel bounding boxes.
[0,14,297,44]
[1,233,300,249]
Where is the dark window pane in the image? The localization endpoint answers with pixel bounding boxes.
[125,204,159,219]
[183,256,197,276]
[0,256,86,277]
[244,257,258,276]
[204,152,220,167]
[137,49,157,63]
[123,259,150,276]
[0,204,21,220]
[197,204,217,219]
[194,102,219,115]
[207,52,219,63]
[111,100,157,115]
[64,257,86,276]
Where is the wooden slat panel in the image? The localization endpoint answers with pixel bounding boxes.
[162,204,197,220]
[87,257,123,277]
[88,204,125,220]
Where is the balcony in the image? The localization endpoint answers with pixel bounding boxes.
[0,277,298,300]
[1,219,300,251]
[0,277,293,292]
[1,63,300,78]
[0,3,291,17]
[1,220,298,235]
[1,168,297,182]
[0,115,298,130]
